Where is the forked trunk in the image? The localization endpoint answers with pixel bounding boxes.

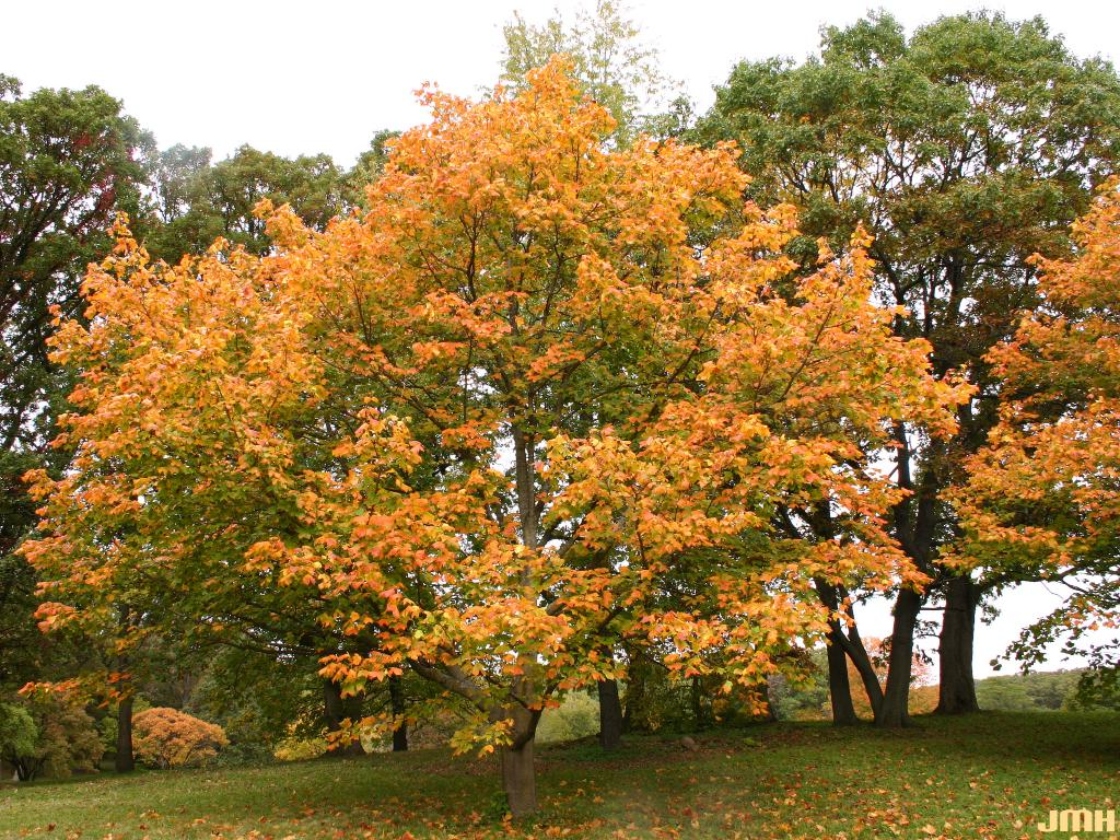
[816,579,881,722]
[598,678,623,749]
[937,575,981,714]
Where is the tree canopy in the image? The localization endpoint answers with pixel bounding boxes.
[499,0,685,144]
[954,184,1120,678]
[696,10,1120,724]
[0,75,154,702]
[22,59,964,814]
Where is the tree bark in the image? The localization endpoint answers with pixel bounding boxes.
[824,626,858,725]
[878,420,938,729]
[499,704,541,819]
[815,579,882,722]
[114,604,135,772]
[502,738,537,819]
[390,674,408,752]
[842,624,885,720]
[598,678,623,749]
[876,587,923,728]
[115,694,135,772]
[323,680,365,756]
[937,575,981,714]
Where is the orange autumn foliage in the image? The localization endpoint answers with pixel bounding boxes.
[23,59,967,814]
[132,707,228,769]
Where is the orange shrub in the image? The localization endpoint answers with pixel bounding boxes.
[133,708,228,769]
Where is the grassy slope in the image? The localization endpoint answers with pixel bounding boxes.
[1,712,1117,840]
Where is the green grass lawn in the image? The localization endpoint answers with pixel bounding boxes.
[1,712,1117,839]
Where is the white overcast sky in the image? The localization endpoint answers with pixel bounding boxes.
[8,0,1118,678]
[7,0,1119,167]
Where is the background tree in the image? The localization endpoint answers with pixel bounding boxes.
[0,701,37,777]
[954,186,1120,689]
[696,11,1120,724]
[499,0,686,145]
[769,639,935,721]
[344,130,401,209]
[0,76,153,698]
[145,144,347,263]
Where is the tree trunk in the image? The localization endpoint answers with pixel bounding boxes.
[598,678,623,749]
[824,626,858,725]
[690,676,707,729]
[390,675,408,752]
[877,587,923,728]
[937,575,981,714]
[323,680,365,756]
[115,694,135,772]
[843,626,885,720]
[815,579,882,721]
[502,739,537,819]
[114,604,135,772]
[499,704,541,819]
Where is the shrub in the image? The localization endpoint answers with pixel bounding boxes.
[0,693,103,780]
[133,707,228,769]
[0,702,38,777]
[537,692,600,743]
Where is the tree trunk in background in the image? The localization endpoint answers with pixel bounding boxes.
[937,575,981,714]
[114,606,135,773]
[598,678,623,749]
[877,587,923,728]
[115,694,135,772]
[877,421,939,729]
[390,674,409,752]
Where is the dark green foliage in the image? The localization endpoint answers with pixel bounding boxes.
[977,669,1120,712]
[144,144,347,263]
[1071,661,1120,711]
[767,656,831,721]
[344,129,399,208]
[0,76,153,462]
[0,77,153,694]
[622,662,770,733]
[0,553,41,685]
[0,701,37,775]
[0,692,102,780]
[695,11,1120,723]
